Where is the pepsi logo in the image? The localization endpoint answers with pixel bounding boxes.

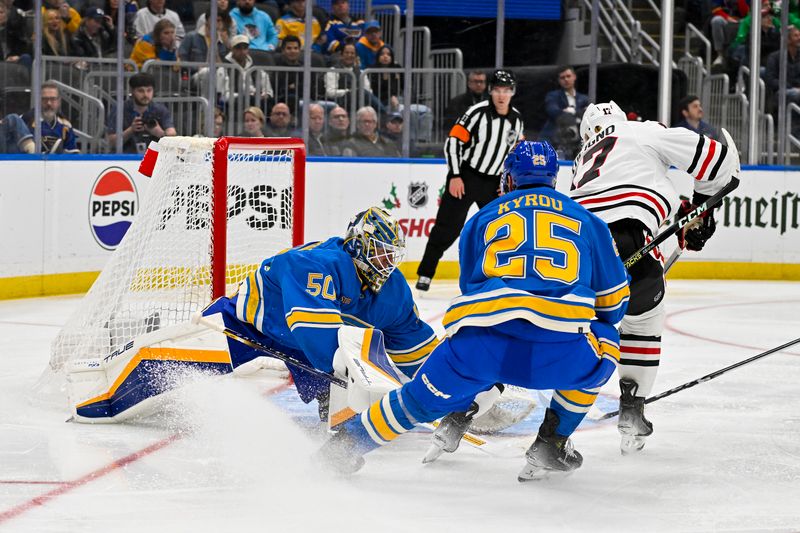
[89,167,139,250]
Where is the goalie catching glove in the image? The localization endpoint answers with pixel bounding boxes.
[677,192,717,252]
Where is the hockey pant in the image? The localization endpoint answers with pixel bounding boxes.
[204,296,329,403]
[609,219,666,398]
[341,320,621,455]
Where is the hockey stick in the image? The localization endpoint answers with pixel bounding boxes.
[597,336,800,420]
[192,312,504,456]
[623,176,739,269]
[192,312,347,387]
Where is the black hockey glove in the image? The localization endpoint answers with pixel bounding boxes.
[677,192,717,252]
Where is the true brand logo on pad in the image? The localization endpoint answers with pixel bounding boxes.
[89,167,139,250]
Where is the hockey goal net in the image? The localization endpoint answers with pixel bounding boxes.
[43,136,305,392]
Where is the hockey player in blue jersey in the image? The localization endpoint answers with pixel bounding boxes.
[319,141,631,480]
[201,207,439,417]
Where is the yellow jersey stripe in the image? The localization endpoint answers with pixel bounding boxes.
[388,337,439,364]
[595,285,631,308]
[245,271,260,325]
[285,310,343,329]
[444,294,595,327]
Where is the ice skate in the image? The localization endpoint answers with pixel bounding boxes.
[314,428,366,475]
[415,276,432,292]
[423,411,472,463]
[518,408,583,482]
[617,379,653,455]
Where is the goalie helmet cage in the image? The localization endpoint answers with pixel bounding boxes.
[41,136,305,396]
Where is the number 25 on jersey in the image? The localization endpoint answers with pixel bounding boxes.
[482,211,581,284]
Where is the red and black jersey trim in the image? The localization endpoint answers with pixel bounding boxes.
[572,184,673,225]
[686,135,727,181]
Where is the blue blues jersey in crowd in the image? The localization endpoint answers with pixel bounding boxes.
[443,186,630,337]
[235,237,438,376]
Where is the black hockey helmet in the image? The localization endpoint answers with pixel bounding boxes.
[489,69,516,91]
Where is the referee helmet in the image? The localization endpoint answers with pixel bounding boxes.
[489,69,516,92]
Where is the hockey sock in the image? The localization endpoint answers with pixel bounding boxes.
[347,389,418,453]
[549,387,600,436]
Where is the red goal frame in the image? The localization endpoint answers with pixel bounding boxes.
[211,137,306,299]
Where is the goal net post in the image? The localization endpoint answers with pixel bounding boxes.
[38,137,305,417]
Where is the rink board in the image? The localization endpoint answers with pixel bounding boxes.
[0,156,799,299]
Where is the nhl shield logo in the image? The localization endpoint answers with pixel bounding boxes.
[408,182,428,209]
[506,129,518,146]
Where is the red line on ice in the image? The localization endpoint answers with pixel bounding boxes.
[664,299,800,356]
[0,379,292,525]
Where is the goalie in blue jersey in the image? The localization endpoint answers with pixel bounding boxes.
[319,141,631,480]
[202,207,439,419]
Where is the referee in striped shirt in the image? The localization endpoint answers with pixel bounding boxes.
[416,69,524,291]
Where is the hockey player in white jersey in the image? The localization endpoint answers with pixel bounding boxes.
[570,101,740,454]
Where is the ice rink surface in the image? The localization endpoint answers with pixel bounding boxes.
[1,279,800,533]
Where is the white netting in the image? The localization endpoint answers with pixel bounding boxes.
[40,137,297,399]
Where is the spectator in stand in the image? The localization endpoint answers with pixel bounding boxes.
[22,81,80,153]
[368,44,401,113]
[42,9,74,56]
[276,0,320,48]
[42,0,81,35]
[540,66,589,158]
[380,111,403,153]
[306,102,333,155]
[133,0,184,42]
[342,105,399,157]
[240,106,265,137]
[673,94,720,139]
[106,72,177,153]
[729,0,799,70]
[130,17,177,67]
[104,0,138,46]
[264,102,297,137]
[274,34,311,110]
[179,8,231,62]
[369,44,433,142]
[709,0,749,67]
[71,7,115,57]
[221,34,273,104]
[229,0,277,52]
[214,106,225,137]
[766,25,800,108]
[196,0,237,40]
[356,20,383,68]
[325,104,350,154]
[444,70,488,128]
[0,1,32,67]
[325,0,363,55]
[324,40,374,112]
[0,113,34,154]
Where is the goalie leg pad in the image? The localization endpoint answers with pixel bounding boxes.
[69,322,233,423]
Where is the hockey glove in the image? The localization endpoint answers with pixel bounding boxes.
[677,192,717,252]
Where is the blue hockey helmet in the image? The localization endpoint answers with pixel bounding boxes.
[343,207,406,293]
[501,140,559,193]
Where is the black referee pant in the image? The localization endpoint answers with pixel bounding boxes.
[417,165,500,278]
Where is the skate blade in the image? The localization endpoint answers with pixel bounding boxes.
[422,442,445,464]
[517,464,573,483]
[620,435,646,455]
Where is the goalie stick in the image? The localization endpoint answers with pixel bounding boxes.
[597,336,800,420]
[191,312,504,456]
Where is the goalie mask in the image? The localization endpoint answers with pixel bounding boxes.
[344,207,406,293]
[580,101,627,142]
[501,140,559,193]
